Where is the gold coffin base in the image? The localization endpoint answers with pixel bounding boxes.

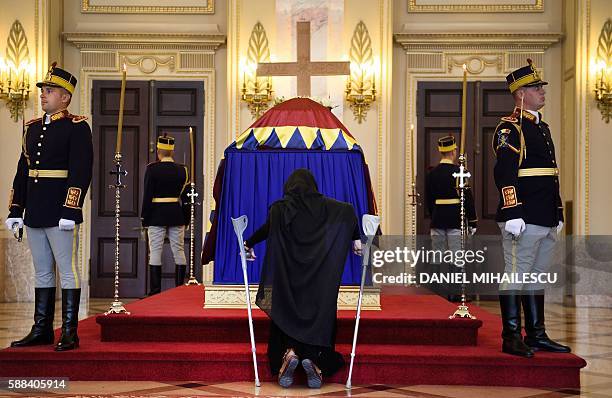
[204,284,381,311]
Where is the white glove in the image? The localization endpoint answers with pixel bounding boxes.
[5,217,23,232]
[504,218,526,237]
[469,227,477,236]
[556,221,564,234]
[59,218,76,231]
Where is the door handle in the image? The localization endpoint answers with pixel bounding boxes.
[149,141,155,153]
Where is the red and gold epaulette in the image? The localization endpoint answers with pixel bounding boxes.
[25,117,42,126]
[68,114,88,123]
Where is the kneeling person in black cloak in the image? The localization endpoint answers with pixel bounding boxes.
[244,168,362,389]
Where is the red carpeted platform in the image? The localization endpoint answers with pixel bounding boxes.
[96,286,481,345]
[0,286,586,388]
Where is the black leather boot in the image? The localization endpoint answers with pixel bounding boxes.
[499,292,534,358]
[175,264,187,287]
[11,287,56,347]
[522,290,571,353]
[55,289,81,351]
[148,265,162,296]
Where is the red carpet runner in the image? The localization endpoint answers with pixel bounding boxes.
[0,286,586,387]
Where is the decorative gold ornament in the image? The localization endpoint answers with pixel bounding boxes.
[407,0,543,13]
[594,18,612,123]
[0,20,32,122]
[81,0,214,14]
[345,21,376,123]
[204,285,381,310]
[241,22,273,119]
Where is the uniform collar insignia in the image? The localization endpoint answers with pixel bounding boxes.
[48,109,69,122]
[514,107,537,123]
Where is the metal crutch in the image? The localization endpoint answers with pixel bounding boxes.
[346,214,381,389]
[231,215,261,387]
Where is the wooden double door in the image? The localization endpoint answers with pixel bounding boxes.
[89,80,204,298]
[416,81,515,235]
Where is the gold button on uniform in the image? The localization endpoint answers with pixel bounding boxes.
[38,143,42,147]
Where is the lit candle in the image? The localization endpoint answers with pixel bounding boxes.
[460,64,467,156]
[410,124,415,182]
[116,63,127,154]
[189,126,195,184]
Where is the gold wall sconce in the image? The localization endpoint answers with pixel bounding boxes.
[0,20,32,122]
[594,18,612,123]
[345,21,376,123]
[240,22,273,119]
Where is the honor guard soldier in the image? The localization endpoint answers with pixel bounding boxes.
[493,59,570,357]
[5,63,93,351]
[141,134,190,295]
[425,136,477,300]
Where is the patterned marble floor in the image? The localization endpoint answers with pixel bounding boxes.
[0,298,611,397]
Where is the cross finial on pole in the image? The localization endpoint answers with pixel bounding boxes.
[453,164,471,189]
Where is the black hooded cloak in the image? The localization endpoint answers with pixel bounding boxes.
[245,168,359,376]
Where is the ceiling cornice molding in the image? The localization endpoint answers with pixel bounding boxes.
[394,32,563,51]
[64,32,226,51]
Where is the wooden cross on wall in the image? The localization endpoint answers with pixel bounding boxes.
[256,21,350,97]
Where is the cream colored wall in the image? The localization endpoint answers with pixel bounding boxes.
[393,0,564,235]
[585,0,612,234]
[561,0,576,234]
[560,0,611,235]
[0,1,41,235]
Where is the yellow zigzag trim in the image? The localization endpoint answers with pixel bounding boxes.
[235,126,356,150]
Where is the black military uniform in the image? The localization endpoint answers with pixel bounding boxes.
[141,162,190,228]
[493,109,563,226]
[425,136,477,230]
[141,135,190,295]
[493,59,570,358]
[424,136,477,300]
[7,63,93,352]
[9,109,92,226]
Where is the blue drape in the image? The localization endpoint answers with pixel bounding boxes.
[214,149,370,285]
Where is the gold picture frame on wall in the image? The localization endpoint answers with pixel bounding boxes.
[407,0,543,13]
[81,0,214,14]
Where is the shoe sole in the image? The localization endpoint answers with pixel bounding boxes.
[278,357,298,388]
[302,359,322,389]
